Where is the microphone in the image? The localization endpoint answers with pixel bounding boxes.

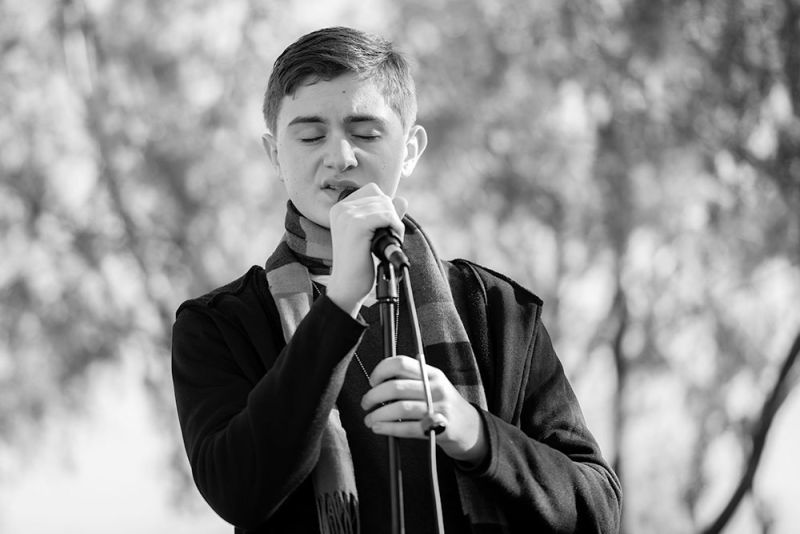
[338,187,410,269]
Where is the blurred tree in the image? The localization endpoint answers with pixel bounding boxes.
[0,0,288,499]
[390,0,800,532]
[1,0,798,532]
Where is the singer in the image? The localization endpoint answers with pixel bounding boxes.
[171,27,621,534]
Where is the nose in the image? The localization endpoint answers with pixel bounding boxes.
[323,137,358,172]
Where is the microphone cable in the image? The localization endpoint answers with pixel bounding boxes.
[400,263,447,534]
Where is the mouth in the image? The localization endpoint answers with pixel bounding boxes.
[322,180,360,198]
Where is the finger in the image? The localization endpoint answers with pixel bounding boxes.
[361,378,424,412]
[364,400,428,427]
[368,420,429,440]
[334,196,394,219]
[336,196,403,237]
[344,184,405,235]
[392,196,408,220]
[368,355,424,387]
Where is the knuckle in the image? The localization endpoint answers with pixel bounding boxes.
[396,379,415,394]
[403,358,420,374]
[429,366,445,379]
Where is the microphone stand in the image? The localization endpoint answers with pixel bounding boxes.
[376,260,404,534]
[376,258,448,534]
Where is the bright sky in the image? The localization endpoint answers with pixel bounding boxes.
[0,361,229,534]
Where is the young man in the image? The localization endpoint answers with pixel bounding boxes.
[172,27,622,533]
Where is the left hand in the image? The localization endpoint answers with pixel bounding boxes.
[361,356,488,465]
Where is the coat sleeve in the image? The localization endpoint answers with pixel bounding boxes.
[171,292,366,529]
[455,264,622,533]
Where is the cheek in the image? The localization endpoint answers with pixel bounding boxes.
[277,154,307,180]
[377,145,403,172]
[386,155,406,180]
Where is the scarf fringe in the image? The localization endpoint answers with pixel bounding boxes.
[315,491,360,534]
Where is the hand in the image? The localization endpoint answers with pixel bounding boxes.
[327,184,407,317]
[361,356,489,465]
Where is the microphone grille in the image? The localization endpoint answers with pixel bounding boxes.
[338,187,358,202]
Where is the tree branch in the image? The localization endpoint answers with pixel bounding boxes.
[610,278,630,479]
[700,328,800,534]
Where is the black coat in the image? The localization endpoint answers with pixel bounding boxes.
[171,260,622,533]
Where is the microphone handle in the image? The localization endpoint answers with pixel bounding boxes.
[372,227,409,269]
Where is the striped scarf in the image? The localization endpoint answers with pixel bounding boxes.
[264,201,506,533]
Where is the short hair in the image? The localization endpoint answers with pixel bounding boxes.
[263,27,417,134]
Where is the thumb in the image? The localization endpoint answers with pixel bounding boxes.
[392,196,409,219]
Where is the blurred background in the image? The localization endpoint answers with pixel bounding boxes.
[1,0,799,532]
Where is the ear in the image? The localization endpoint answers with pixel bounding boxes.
[262,132,281,177]
[401,125,428,178]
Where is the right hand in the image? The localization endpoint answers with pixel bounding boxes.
[327,183,407,317]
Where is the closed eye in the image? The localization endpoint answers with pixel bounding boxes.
[354,134,380,141]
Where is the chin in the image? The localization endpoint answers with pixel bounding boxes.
[306,209,332,228]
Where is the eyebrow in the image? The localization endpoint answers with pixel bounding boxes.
[286,114,386,128]
[345,114,386,127]
[287,115,326,127]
